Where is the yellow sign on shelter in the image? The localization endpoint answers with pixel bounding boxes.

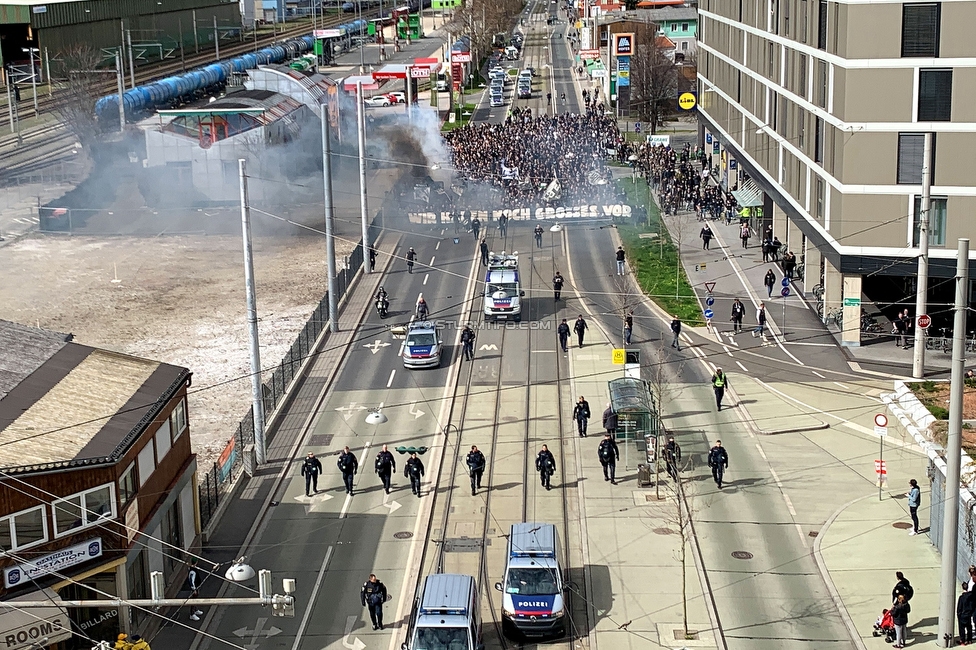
[612,349,626,364]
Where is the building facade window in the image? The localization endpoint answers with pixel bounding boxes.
[172,398,188,441]
[798,54,807,97]
[161,501,183,578]
[897,133,936,184]
[814,117,825,163]
[0,506,48,551]
[53,484,117,537]
[913,197,947,247]
[127,551,149,627]
[817,0,828,49]
[902,4,940,57]
[681,22,689,32]
[119,462,138,507]
[768,41,775,78]
[816,178,825,218]
[800,0,808,43]
[917,69,952,121]
[137,441,156,487]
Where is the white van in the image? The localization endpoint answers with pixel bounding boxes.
[402,574,484,650]
[495,523,565,637]
[483,252,523,321]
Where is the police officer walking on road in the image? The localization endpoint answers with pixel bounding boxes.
[405,452,425,497]
[337,446,358,495]
[553,271,564,301]
[535,224,544,248]
[598,433,620,484]
[499,213,508,237]
[301,452,323,497]
[405,247,416,274]
[480,238,489,266]
[573,396,591,437]
[361,574,388,630]
[557,318,571,352]
[466,445,486,495]
[663,436,681,482]
[461,325,476,361]
[711,367,729,411]
[471,216,481,240]
[374,444,396,494]
[574,315,588,348]
[536,445,556,490]
[670,315,682,351]
[708,440,729,488]
[730,298,745,334]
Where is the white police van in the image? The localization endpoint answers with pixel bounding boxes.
[483,252,524,321]
[494,523,565,637]
[401,321,442,369]
[402,574,484,650]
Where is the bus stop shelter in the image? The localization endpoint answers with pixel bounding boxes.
[608,377,661,469]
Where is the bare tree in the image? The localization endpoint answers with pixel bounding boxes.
[52,44,108,147]
[629,21,680,134]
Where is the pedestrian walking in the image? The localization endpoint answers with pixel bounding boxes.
[301,452,323,497]
[416,294,429,320]
[369,246,376,272]
[711,368,729,411]
[730,298,745,333]
[461,325,476,361]
[337,446,358,495]
[536,445,556,490]
[480,239,489,266]
[707,440,729,488]
[404,452,425,497]
[573,396,591,437]
[700,223,713,250]
[906,479,921,535]
[752,302,767,338]
[187,559,205,621]
[740,223,750,249]
[558,318,570,352]
[553,271,564,301]
[598,433,620,484]
[624,311,633,345]
[361,574,388,630]
[535,224,544,248]
[471,216,481,240]
[602,403,617,437]
[574,315,587,348]
[663,436,681,481]
[374,444,396,494]
[406,247,416,274]
[959,582,973,646]
[763,269,776,298]
[890,593,911,648]
[615,246,626,275]
[498,214,508,237]
[670,315,682,351]
[466,445,486,495]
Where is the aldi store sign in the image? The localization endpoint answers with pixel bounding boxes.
[4,539,103,588]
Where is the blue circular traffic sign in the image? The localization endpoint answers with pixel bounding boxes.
[705,296,715,306]
[781,277,790,287]
[704,308,714,319]
[781,287,791,297]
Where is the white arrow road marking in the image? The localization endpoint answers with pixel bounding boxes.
[293,492,335,513]
[363,339,391,354]
[290,546,334,650]
[479,343,498,351]
[335,402,366,421]
[233,617,281,649]
[382,491,402,514]
[408,402,425,419]
[342,614,367,650]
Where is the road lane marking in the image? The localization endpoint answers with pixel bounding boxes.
[364,340,391,354]
[755,377,876,435]
[382,491,402,513]
[782,492,797,516]
[343,615,366,650]
[339,493,353,519]
[387,369,396,387]
[289,545,334,650]
[755,443,767,460]
[429,255,435,266]
[736,361,748,373]
[722,344,733,357]
[423,273,429,285]
[435,241,441,250]
[408,402,425,419]
[833,381,850,390]
[812,370,826,378]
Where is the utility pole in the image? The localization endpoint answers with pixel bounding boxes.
[405,65,413,122]
[126,30,136,89]
[937,237,969,648]
[179,18,186,70]
[320,104,340,330]
[356,81,372,275]
[214,16,221,60]
[193,10,200,53]
[912,131,933,378]
[115,51,125,132]
[120,21,127,87]
[238,159,267,466]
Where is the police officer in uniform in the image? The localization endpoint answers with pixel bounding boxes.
[663,435,682,482]
[598,433,620,484]
[553,271,565,301]
[480,238,489,266]
[466,445,486,495]
[461,325,476,361]
[573,315,588,348]
[536,445,556,490]
[573,396,591,437]
[361,574,388,630]
[711,368,729,411]
[471,216,481,240]
[404,452,425,497]
[498,213,508,237]
[708,440,729,488]
[406,247,416,274]
[301,452,323,497]
[374,444,396,494]
[337,446,358,495]
[535,224,544,248]
[557,318,571,352]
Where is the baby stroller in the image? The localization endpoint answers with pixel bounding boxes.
[873,608,895,643]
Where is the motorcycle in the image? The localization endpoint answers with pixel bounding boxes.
[376,296,389,318]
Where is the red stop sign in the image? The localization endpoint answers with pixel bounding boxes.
[917,314,932,329]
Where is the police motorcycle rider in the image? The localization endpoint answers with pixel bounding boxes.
[375,286,390,318]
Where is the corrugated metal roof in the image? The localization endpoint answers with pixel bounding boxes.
[28,0,236,29]
[623,6,698,20]
[0,320,72,401]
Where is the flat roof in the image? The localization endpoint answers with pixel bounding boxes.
[0,320,72,400]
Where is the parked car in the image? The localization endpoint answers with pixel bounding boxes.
[364,95,391,107]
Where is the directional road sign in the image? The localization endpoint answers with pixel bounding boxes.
[704,308,714,319]
[781,277,790,287]
[705,296,715,306]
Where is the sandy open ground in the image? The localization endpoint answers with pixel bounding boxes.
[0,233,355,468]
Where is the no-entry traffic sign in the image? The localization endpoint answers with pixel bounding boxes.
[917,314,932,329]
[874,413,888,427]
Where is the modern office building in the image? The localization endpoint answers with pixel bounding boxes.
[696,0,976,342]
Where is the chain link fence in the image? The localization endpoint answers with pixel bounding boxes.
[197,220,378,529]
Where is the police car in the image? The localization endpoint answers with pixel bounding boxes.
[495,523,565,637]
[401,321,442,369]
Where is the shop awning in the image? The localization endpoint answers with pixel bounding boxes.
[341,75,380,91]
[0,589,72,650]
[731,179,763,208]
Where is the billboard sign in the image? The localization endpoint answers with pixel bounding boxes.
[4,539,103,588]
[612,32,635,57]
[314,28,344,38]
[616,56,630,86]
[579,49,600,60]
[451,51,472,63]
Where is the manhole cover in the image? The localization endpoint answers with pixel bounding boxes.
[731,551,754,560]
[393,531,413,539]
[892,522,913,530]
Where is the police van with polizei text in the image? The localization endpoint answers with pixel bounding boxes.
[483,252,524,321]
[401,574,484,650]
[494,523,566,637]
